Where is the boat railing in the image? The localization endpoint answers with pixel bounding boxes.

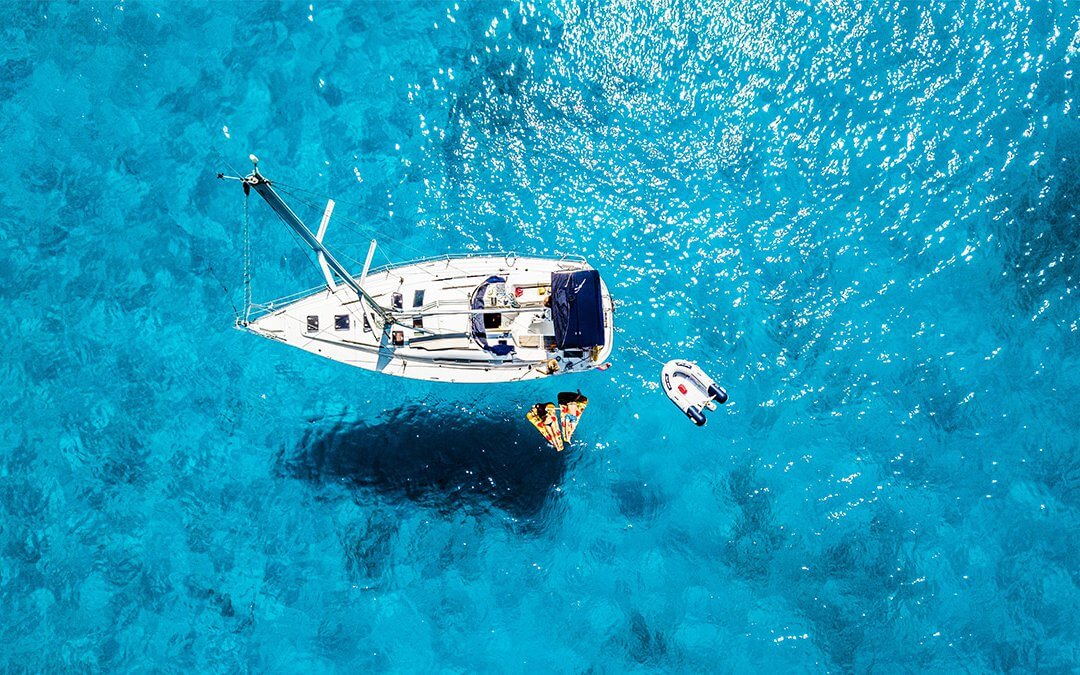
[242,250,587,322]
[365,250,587,275]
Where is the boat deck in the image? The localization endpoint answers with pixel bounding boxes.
[244,254,614,383]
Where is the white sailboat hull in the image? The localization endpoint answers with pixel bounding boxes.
[243,254,615,383]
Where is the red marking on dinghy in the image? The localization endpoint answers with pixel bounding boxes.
[678,384,688,395]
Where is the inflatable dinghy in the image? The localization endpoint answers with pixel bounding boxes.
[661,360,728,426]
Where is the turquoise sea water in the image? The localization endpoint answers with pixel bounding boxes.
[2,0,1078,670]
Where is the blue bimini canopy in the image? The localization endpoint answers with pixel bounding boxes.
[551,269,605,349]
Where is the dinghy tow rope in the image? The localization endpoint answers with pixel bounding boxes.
[615,328,666,366]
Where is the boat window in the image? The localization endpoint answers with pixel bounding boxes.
[392,330,405,346]
[413,290,425,307]
[306,315,319,332]
[392,292,403,310]
[363,314,371,332]
[335,315,350,330]
[484,313,501,330]
[413,316,424,329]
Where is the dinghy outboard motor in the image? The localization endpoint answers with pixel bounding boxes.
[661,360,728,426]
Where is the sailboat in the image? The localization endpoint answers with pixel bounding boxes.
[219,157,615,383]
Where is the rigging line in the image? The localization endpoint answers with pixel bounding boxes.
[376,245,395,267]
[244,183,357,290]
[273,184,476,278]
[272,225,401,332]
[267,183,494,300]
[207,264,241,321]
[268,179,373,213]
[279,214,340,290]
[270,216,449,335]
[270,178,451,253]
[262,212,373,326]
[271,186,453,281]
[272,185,449,266]
[242,192,252,323]
[211,147,244,182]
[272,186,417,252]
[272,176,503,276]
[266,180,512,279]
[329,246,368,271]
[324,237,437,283]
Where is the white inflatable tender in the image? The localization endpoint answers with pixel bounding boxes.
[661,360,728,426]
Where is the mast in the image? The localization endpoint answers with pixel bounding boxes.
[222,158,392,326]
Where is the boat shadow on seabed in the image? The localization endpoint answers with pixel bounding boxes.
[278,406,569,524]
